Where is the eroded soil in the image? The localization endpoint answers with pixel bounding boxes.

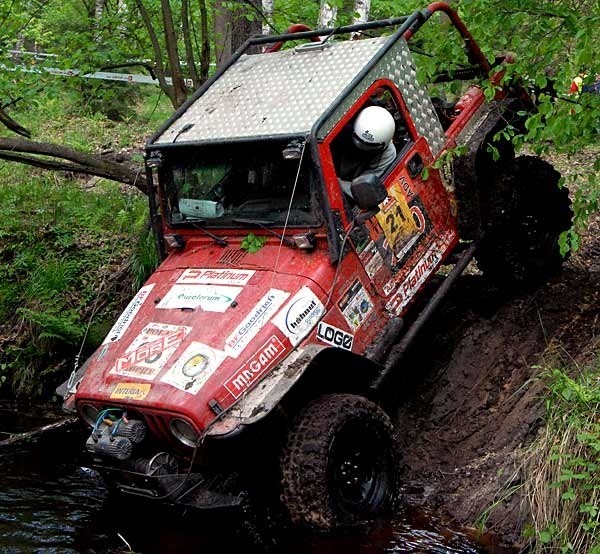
[394,150,600,550]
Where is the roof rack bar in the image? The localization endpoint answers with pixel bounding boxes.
[247,15,411,47]
[410,2,490,72]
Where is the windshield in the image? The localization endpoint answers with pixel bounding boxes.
[161,139,319,227]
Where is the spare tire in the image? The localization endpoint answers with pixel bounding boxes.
[476,155,573,285]
[280,393,401,529]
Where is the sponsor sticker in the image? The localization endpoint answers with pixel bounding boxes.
[365,250,384,278]
[102,283,155,344]
[386,239,443,315]
[338,280,373,331]
[224,289,290,358]
[161,342,226,395]
[110,382,151,400]
[156,284,242,312]
[109,323,190,380]
[383,279,396,296]
[273,286,325,346]
[376,182,418,251]
[177,268,255,286]
[224,335,287,398]
[316,322,354,351]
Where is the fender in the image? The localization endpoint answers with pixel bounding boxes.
[206,345,326,437]
[206,344,383,437]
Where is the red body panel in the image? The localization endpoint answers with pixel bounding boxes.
[75,81,461,443]
[76,242,340,432]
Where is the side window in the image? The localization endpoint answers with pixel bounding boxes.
[369,88,413,153]
[330,86,414,186]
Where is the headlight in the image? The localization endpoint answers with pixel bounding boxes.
[170,418,199,447]
[80,404,100,427]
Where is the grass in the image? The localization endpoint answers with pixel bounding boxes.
[523,358,600,553]
[0,88,168,397]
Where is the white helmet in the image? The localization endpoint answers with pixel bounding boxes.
[352,105,395,151]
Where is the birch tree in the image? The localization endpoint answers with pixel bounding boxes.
[262,0,274,35]
[318,0,371,28]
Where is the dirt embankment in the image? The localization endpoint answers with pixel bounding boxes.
[395,152,600,550]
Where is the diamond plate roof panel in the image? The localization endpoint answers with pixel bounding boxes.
[318,38,446,156]
[155,37,388,144]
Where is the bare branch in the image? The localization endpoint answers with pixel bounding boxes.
[0,137,145,192]
[0,107,31,137]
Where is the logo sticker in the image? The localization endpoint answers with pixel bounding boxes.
[338,280,373,331]
[224,289,289,358]
[102,283,155,344]
[110,382,151,400]
[109,323,190,380]
[177,268,255,286]
[316,322,354,351]
[161,342,226,395]
[224,336,286,398]
[386,239,443,315]
[273,286,325,346]
[156,284,242,312]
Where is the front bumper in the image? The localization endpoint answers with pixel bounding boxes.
[99,465,246,511]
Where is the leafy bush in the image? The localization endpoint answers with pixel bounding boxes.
[0,171,147,398]
[524,359,600,553]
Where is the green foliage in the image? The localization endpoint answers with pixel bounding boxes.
[240,233,268,253]
[524,358,600,553]
[0,168,147,397]
[131,226,160,290]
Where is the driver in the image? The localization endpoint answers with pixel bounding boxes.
[337,105,396,198]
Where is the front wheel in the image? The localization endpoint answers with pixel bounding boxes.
[476,155,573,286]
[280,394,401,529]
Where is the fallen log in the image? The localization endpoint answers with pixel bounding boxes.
[0,416,78,448]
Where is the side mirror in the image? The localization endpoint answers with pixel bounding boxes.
[350,173,387,211]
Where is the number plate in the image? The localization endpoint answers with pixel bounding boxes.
[376,183,418,249]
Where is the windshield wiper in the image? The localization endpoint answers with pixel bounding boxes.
[182,219,228,247]
[232,218,296,248]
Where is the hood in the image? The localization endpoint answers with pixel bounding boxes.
[75,241,333,432]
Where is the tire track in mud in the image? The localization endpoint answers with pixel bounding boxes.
[392,254,600,549]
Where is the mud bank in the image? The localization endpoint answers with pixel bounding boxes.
[393,221,600,549]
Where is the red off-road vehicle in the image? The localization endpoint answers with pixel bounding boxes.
[58,2,571,528]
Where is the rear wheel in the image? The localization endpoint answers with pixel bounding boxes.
[280,394,401,529]
[476,155,572,285]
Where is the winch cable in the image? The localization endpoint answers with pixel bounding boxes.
[268,137,307,291]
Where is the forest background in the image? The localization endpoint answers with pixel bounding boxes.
[0,1,598,552]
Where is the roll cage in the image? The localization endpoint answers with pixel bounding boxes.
[145,2,495,262]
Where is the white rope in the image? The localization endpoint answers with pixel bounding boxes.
[269,138,307,289]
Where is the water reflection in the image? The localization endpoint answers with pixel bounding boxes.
[0,456,485,554]
[0,404,486,554]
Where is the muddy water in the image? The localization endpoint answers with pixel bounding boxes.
[0,405,487,554]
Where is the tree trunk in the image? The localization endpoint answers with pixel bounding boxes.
[318,1,337,27]
[262,0,274,35]
[353,0,370,24]
[214,0,261,69]
[160,0,188,108]
[181,0,200,88]
[198,0,210,82]
[94,0,105,20]
[134,0,174,105]
[0,137,145,192]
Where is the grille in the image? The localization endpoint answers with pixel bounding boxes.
[141,411,173,442]
[217,249,247,266]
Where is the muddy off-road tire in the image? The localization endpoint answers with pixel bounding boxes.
[476,155,573,285]
[280,394,401,529]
